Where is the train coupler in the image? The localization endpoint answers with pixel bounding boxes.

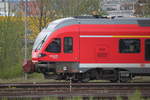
[23,60,35,73]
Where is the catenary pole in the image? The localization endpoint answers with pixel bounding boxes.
[24,0,28,79]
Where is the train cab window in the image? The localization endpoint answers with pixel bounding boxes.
[46,38,61,53]
[64,37,73,53]
[145,39,150,61]
[119,39,140,53]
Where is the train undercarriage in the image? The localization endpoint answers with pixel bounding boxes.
[42,68,133,83]
[23,60,150,83]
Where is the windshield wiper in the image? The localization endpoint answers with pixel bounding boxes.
[35,35,47,51]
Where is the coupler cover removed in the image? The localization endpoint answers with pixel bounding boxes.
[23,60,35,73]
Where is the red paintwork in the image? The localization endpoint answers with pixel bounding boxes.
[32,24,150,64]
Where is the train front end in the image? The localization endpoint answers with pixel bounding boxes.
[23,30,50,73]
[23,19,62,74]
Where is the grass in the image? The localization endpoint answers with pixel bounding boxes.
[117,90,146,100]
[0,73,66,83]
[0,77,50,83]
[0,64,23,79]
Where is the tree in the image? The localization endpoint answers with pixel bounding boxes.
[0,17,24,78]
[53,0,104,17]
[21,0,104,40]
[135,0,150,17]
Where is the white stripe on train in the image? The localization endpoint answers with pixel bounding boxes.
[79,63,150,68]
[80,35,150,38]
[80,35,112,38]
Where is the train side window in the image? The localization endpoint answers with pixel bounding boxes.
[119,39,140,53]
[64,37,73,53]
[46,38,61,53]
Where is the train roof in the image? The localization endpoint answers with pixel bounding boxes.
[48,16,150,32]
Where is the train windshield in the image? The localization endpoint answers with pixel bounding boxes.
[33,18,72,51]
[33,22,57,50]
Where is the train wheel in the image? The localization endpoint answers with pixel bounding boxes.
[43,73,50,79]
[71,73,90,83]
[43,73,58,79]
[72,78,83,83]
[82,73,90,83]
[72,80,80,83]
[71,74,81,83]
[110,79,118,83]
[109,69,118,83]
[120,78,130,83]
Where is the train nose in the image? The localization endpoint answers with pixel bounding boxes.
[23,60,35,73]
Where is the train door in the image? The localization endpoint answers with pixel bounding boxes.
[145,39,150,61]
[61,33,79,62]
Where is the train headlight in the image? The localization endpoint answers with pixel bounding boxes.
[38,53,47,58]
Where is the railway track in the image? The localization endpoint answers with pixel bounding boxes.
[0,82,150,98]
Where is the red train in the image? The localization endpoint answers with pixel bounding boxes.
[23,16,150,82]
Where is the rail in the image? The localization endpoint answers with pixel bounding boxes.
[0,82,150,98]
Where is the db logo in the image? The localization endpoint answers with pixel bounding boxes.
[140,64,145,67]
[49,55,59,59]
